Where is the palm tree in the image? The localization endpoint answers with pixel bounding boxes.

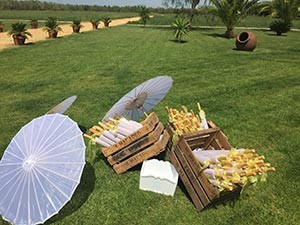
[209,0,259,38]
[171,17,190,42]
[90,19,100,29]
[139,5,150,27]
[71,19,83,33]
[43,17,62,38]
[8,22,32,45]
[270,19,292,35]
[101,17,112,27]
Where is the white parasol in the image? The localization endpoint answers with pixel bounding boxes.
[0,114,85,225]
[47,96,77,114]
[103,76,173,121]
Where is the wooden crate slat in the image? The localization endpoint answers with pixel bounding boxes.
[113,130,170,174]
[107,122,164,165]
[173,146,210,206]
[182,127,220,141]
[203,131,218,149]
[207,121,231,149]
[187,139,207,149]
[168,151,204,211]
[210,186,241,206]
[102,112,159,157]
[214,132,232,149]
[177,138,218,200]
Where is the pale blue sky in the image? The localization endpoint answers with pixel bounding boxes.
[42,0,167,8]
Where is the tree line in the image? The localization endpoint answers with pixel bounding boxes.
[0,0,186,13]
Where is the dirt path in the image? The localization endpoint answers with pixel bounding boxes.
[0,17,140,51]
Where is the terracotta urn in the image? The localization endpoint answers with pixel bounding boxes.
[236,31,257,51]
[31,24,38,29]
[92,24,98,30]
[48,30,58,38]
[72,27,80,33]
[13,35,26,45]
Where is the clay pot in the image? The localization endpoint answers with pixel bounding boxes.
[235,31,257,51]
[31,24,38,29]
[72,27,80,33]
[48,30,58,38]
[92,24,98,30]
[13,35,26,45]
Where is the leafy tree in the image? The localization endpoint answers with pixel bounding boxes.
[139,5,150,27]
[209,0,259,38]
[171,17,190,42]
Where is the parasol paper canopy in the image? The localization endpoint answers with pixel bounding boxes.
[103,75,173,121]
[0,114,85,225]
[47,96,77,114]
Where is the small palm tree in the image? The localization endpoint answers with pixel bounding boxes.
[30,19,38,29]
[139,5,150,27]
[102,17,112,27]
[210,0,259,38]
[90,19,100,29]
[43,17,62,38]
[171,17,190,43]
[8,22,32,45]
[71,19,83,33]
[270,19,292,35]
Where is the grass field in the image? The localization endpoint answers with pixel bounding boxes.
[0,24,299,225]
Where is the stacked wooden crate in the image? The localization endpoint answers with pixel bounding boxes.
[167,121,241,211]
[102,112,170,174]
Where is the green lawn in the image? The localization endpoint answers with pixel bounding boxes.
[0,10,138,21]
[0,25,299,225]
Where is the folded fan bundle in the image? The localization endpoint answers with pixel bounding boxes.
[84,117,142,147]
[193,148,275,192]
[165,103,208,136]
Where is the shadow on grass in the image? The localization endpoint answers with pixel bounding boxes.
[202,32,234,39]
[169,39,188,44]
[267,33,287,37]
[45,162,96,224]
[129,24,172,31]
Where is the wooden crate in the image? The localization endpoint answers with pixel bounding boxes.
[101,112,170,174]
[167,121,241,211]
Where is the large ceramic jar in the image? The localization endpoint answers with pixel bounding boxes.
[236,31,257,51]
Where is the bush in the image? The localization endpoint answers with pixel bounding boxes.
[171,17,190,43]
[270,19,291,35]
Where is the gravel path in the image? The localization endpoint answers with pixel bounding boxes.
[0,17,140,51]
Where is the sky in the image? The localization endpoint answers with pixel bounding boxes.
[42,0,168,8]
